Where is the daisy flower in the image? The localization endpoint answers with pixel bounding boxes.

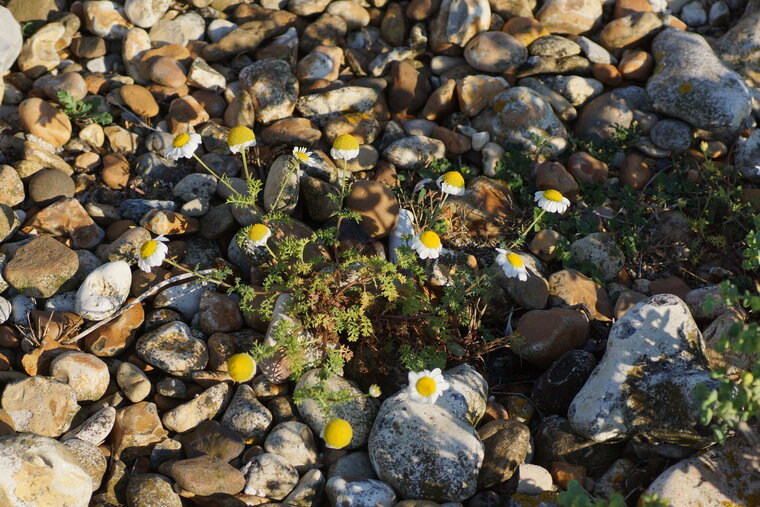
[437,171,466,196]
[322,418,353,449]
[411,230,442,260]
[331,134,360,161]
[247,224,271,247]
[495,248,528,281]
[534,189,570,214]
[165,132,201,160]
[227,353,256,382]
[292,146,313,165]
[407,368,450,404]
[137,236,168,272]
[227,126,256,154]
[368,384,381,398]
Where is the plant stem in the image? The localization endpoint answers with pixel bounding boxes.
[265,243,279,264]
[193,153,238,195]
[271,156,300,212]
[241,148,250,182]
[508,209,546,250]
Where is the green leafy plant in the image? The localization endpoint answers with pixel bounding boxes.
[57,90,113,125]
[557,480,669,507]
[697,280,760,443]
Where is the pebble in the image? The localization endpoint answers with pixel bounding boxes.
[0,434,92,505]
[116,361,152,402]
[18,97,72,147]
[569,294,718,446]
[62,406,116,446]
[112,401,168,460]
[164,454,245,496]
[64,438,107,491]
[50,351,110,401]
[383,135,446,170]
[136,321,208,376]
[1,376,79,437]
[4,234,79,298]
[513,308,590,367]
[162,382,230,433]
[326,477,397,507]
[242,452,300,500]
[126,474,182,507]
[369,365,487,502]
[264,421,318,469]
[75,260,132,321]
[570,232,625,281]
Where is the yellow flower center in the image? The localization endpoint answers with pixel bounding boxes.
[140,240,158,259]
[323,418,353,449]
[543,189,563,202]
[248,224,270,242]
[442,171,464,188]
[227,353,256,382]
[227,126,255,147]
[333,134,359,151]
[416,376,436,397]
[419,231,441,249]
[506,253,524,268]
[294,151,310,162]
[173,133,190,148]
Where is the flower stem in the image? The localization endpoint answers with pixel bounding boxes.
[241,148,250,182]
[193,153,238,195]
[163,257,232,289]
[270,156,300,213]
[265,243,279,264]
[508,208,546,250]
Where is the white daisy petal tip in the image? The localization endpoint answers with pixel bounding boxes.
[411,231,443,260]
[535,189,570,214]
[165,132,202,160]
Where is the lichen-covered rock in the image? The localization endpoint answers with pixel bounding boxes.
[647,29,752,134]
[0,434,92,507]
[570,232,625,281]
[1,376,79,437]
[473,87,568,156]
[136,321,208,376]
[383,135,446,170]
[162,382,231,433]
[716,0,760,88]
[568,294,718,447]
[368,365,487,502]
[239,59,298,124]
[733,129,760,182]
[645,435,760,506]
[295,370,377,449]
[326,477,396,506]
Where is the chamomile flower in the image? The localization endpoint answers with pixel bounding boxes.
[534,189,570,214]
[495,248,528,281]
[407,368,450,404]
[137,236,168,272]
[292,146,313,165]
[331,134,360,161]
[165,132,202,160]
[247,224,272,247]
[322,418,353,449]
[436,171,466,196]
[411,230,443,260]
[227,126,256,154]
[368,384,381,398]
[227,353,256,382]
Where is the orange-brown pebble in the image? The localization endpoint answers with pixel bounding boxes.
[619,152,652,189]
[101,153,130,189]
[613,0,652,18]
[502,17,549,47]
[550,461,587,489]
[592,63,623,86]
[618,50,654,81]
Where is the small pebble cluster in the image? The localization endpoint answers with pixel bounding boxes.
[0,0,759,505]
